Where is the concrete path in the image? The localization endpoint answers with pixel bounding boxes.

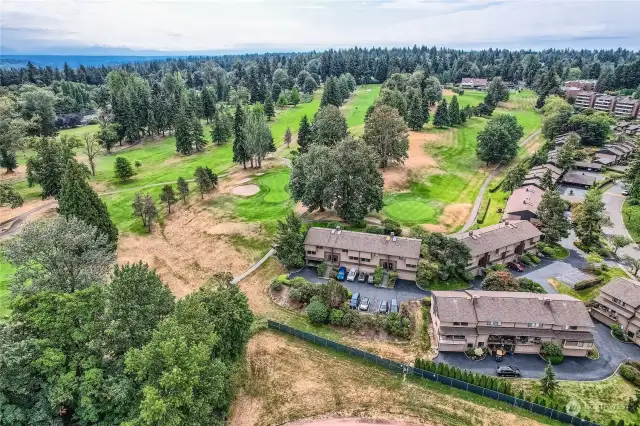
[231,248,275,284]
[460,129,541,232]
[435,323,640,381]
[0,200,57,240]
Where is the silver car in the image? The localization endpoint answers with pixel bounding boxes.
[346,268,358,282]
[359,297,370,311]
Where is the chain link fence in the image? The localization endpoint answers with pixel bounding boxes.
[268,320,599,426]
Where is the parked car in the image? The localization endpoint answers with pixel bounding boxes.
[496,365,521,377]
[359,297,370,311]
[507,262,525,272]
[379,300,389,314]
[623,190,629,196]
[336,266,347,281]
[349,292,361,309]
[357,272,366,282]
[367,274,374,285]
[347,268,358,282]
[390,298,398,313]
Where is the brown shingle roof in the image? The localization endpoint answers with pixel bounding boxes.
[304,227,421,259]
[594,155,616,165]
[453,220,541,256]
[439,326,479,336]
[503,185,544,215]
[562,171,597,187]
[574,161,603,170]
[599,277,640,309]
[432,290,595,329]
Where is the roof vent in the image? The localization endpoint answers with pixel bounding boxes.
[390,232,396,242]
[336,225,341,235]
[543,297,551,305]
[331,228,336,234]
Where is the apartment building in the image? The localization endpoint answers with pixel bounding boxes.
[432,291,595,356]
[454,220,541,276]
[303,227,422,281]
[564,80,597,91]
[591,277,640,346]
[593,94,617,113]
[613,97,640,119]
[502,185,544,224]
[574,91,596,109]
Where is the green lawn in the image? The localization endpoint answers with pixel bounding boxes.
[443,90,486,108]
[623,201,640,242]
[0,255,15,322]
[342,84,381,136]
[59,123,100,138]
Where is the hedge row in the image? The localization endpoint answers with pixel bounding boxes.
[574,276,604,291]
[477,198,492,224]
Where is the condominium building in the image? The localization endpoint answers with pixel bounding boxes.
[574,91,596,109]
[593,94,616,113]
[502,185,544,224]
[303,227,422,281]
[613,97,640,119]
[563,80,597,91]
[454,220,541,276]
[460,78,488,90]
[591,277,640,346]
[431,291,595,356]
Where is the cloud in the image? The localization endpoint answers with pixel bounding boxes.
[1,0,639,53]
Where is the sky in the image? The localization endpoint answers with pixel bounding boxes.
[2,0,640,55]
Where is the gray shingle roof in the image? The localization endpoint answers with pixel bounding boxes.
[453,220,541,256]
[574,161,603,170]
[304,227,421,259]
[554,331,595,342]
[562,171,597,187]
[599,277,640,309]
[432,292,477,323]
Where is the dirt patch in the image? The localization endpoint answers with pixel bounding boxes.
[442,89,456,97]
[421,224,447,233]
[0,165,26,183]
[383,132,440,190]
[0,198,57,224]
[228,331,549,426]
[438,203,472,230]
[286,418,420,426]
[117,201,257,298]
[232,184,260,196]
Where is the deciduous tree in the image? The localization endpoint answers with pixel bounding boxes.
[26,135,80,198]
[363,104,409,168]
[556,132,580,171]
[82,133,101,176]
[274,212,306,268]
[0,183,23,208]
[485,77,510,105]
[177,176,189,203]
[502,163,527,192]
[312,105,348,147]
[476,114,524,164]
[611,235,633,255]
[290,144,335,212]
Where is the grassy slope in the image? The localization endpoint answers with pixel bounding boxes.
[0,255,15,322]
[342,84,381,136]
[59,123,100,138]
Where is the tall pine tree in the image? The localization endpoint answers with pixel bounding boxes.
[297,115,312,153]
[320,76,342,108]
[211,111,227,145]
[406,91,426,131]
[433,99,450,128]
[58,159,118,246]
[449,96,462,126]
[264,92,275,120]
[232,104,249,168]
[175,108,193,155]
[190,114,206,152]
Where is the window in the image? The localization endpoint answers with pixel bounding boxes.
[453,335,465,340]
[486,321,501,326]
[527,322,540,328]
[628,331,635,338]
[453,322,469,326]
[349,256,358,261]
[316,246,323,249]
[342,249,347,253]
[613,297,626,307]
[578,342,584,347]
[495,249,499,254]
[406,264,416,268]
[564,325,578,330]
[361,258,370,262]
[478,341,484,348]
[467,343,473,349]
[307,250,316,255]
[399,256,405,260]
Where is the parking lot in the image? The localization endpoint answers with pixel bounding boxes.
[289,267,430,313]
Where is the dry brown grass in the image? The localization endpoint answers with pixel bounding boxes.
[438,203,472,230]
[383,131,440,190]
[228,331,552,426]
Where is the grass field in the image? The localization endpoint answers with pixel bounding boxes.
[443,89,486,108]
[59,123,100,138]
[0,255,14,322]
[342,84,381,136]
[623,201,640,242]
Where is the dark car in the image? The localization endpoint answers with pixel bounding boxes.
[379,300,389,314]
[359,297,370,311]
[336,266,347,281]
[349,292,361,309]
[390,298,398,313]
[496,365,521,377]
[507,261,525,272]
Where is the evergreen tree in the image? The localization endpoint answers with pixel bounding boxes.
[142,195,157,232]
[175,108,193,155]
[540,168,555,190]
[406,90,426,131]
[312,105,348,147]
[0,148,17,172]
[290,87,301,107]
[114,156,135,181]
[449,95,462,126]
[264,91,275,120]
[232,104,249,168]
[191,114,206,152]
[284,127,292,148]
[320,76,342,108]
[274,212,306,268]
[501,163,527,192]
[433,99,450,127]
[26,136,79,199]
[573,187,612,248]
[201,86,217,122]
[177,176,189,203]
[537,189,571,245]
[0,183,23,208]
[540,362,558,395]
[211,110,227,145]
[194,166,213,198]
[58,159,118,246]
[160,184,177,213]
[297,114,313,153]
[556,132,580,171]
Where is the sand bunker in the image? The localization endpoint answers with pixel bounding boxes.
[232,184,260,196]
[238,177,252,184]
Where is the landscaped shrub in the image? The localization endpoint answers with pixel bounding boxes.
[269,279,283,292]
[341,309,357,327]
[542,247,555,257]
[317,262,326,277]
[319,279,350,308]
[491,264,507,271]
[517,277,546,293]
[382,219,402,236]
[289,287,304,303]
[573,276,604,291]
[521,256,535,267]
[383,312,411,338]
[364,225,384,234]
[530,254,541,264]
[612,323,629,341]
[541,342,563,357]
[306,299,329,324]
[329,309,344,325]
[373,266,383,285]
[621,364,639,385]
[549,355,564,365]
[477,198,491,224]
[389,271,398,287]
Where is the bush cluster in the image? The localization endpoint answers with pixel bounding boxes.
[573,276,604,291]
[476,198,491,224]
[620,361,640,386]
[541,342,564,365]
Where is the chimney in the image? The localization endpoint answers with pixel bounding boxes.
[336,225,341,235]
[543,297,551,305]
[472,295,480,305]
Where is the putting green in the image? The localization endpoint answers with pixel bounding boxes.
[260,172,290,203]
[383,200,438,223]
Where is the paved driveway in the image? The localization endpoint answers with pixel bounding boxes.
[289,267,431,313]
[435,322,640,380]
[603,183,640,260]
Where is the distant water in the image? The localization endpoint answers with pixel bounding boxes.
[0,55,185,68]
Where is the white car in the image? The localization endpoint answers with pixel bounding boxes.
[346,268,358,282]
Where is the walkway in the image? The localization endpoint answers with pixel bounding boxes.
[435,322,640,381]
[460,129,541,232]
[0,200,57,240]
[231,248,275,284]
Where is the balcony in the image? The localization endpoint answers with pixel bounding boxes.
[591,303,618,320]
[439,339,466,345]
